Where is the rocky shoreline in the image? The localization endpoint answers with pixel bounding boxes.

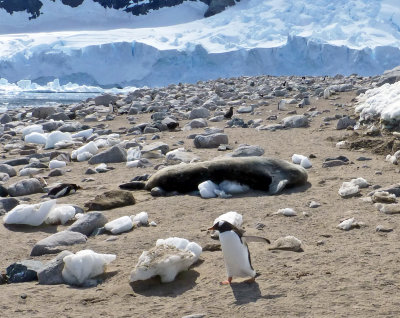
[0,72,400,317]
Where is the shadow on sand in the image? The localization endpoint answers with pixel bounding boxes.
[129,270,200,297]
[230,281,286,305]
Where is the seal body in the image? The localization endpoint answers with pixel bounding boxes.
[144,157,308,194]
[219,230,256,279]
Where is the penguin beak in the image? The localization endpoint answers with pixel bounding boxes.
[208,225,217,231]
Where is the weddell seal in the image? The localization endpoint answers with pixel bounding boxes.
[121,157,308,195]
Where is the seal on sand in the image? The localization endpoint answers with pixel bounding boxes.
[143,157,308,194]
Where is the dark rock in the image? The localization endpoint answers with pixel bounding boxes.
[0,197,19,214]
[48,112,70,121]
[322,160,349,168]
[37,251,73,285]
[0,113,12,124]
[88,145,127,164]
[194,133,228,148]
[2,158,29,166]
[0,184,8,197]
[227,117,245,127]
[67,212,108,235]
[6,260,44,283]
[48,168,66,177]
[31,231,87,256]
[7,178,43,197]
[204,0,236,17]
[161,117,179,130]
[32,106,57,119]
[84,190,135,211]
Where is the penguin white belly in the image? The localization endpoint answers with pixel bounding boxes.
[219,231,256,278]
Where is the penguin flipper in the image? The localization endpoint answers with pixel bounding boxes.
[243,236,271,244]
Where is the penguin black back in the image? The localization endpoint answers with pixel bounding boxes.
[223,107,234,119]
[48,183,81,198]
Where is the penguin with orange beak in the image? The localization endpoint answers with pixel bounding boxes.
[209,220,270,285]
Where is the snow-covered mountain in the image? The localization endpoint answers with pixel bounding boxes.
[0,0,400,89]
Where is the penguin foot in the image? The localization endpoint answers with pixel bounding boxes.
[220,277,232,285]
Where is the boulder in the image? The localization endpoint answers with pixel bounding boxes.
[88,145,127,164]
[67,212,108,236]
[32,106,57,119]
[336,116,356,130]
[141,142,169,155]
[31,231,88,256]
[282,115,309,128]
[6,260,44,283]
[37,251,73,285]
[194,133,228,148]
[189,107,210,119]
[84,190,135,211]
[7,178,43,197]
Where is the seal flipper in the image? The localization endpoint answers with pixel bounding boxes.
[269,179,288,194]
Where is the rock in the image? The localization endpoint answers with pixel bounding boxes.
[88,145,127,164]
[0,113,11,124]
[84,190,135,211]
[67,212,108,236]
[182,314,206,318]
[48,168,65,177]
[377,65,400,86]
[372,191,397,203]
[228,144,265,157]
[282,115,309,128]
[0,197,20,214]
[37,251,73,285]
[161,117,179,130]
[227,117,245,127]
[6,260,44,283]
[48,112,70,121]
[269,236,303,252]
[273,208,297,216]
[7,178,44,197]
[237,105,253,113]
[165,148,199,163]
[94,94,118,106]
[30,231,88,256]
[204,0,235,17]
[184,118,208,130]
[2,157,30,166]
[0,172,9,182]
[0,164,16,177]
[194,133,228,148]
[337,218,363,231]
[369,184,400,197]
[309,201,321,208]
[32,106,57,119]
[189,107,210,119]
[144,126,160,134]
[339,178,369,198]
[336,116,356,130]
[142,142,169,155]
[376,225,393,233]
[0,184,8,197]
[322,160,349,168]
[377,204,400,214]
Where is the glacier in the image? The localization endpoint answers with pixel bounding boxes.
[0,0,400,90]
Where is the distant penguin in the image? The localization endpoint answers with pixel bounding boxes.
[224,106,234,119]
[209,220,270,285]
[48,183,81,198]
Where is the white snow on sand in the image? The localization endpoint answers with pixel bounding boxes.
[356,81,400,124]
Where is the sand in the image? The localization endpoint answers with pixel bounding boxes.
[1,89,400,318]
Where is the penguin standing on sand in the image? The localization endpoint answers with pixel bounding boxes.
[223,106,234,119]
[209,220,270,285]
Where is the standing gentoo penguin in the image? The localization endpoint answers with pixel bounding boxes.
[48,183,81,198]
[209,220,270,285]
[223,106,234,119]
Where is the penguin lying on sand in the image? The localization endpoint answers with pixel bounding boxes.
[48,183,81,198]
[209,220,270,285]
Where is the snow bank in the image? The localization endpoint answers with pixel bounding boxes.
[356,82,400,128]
